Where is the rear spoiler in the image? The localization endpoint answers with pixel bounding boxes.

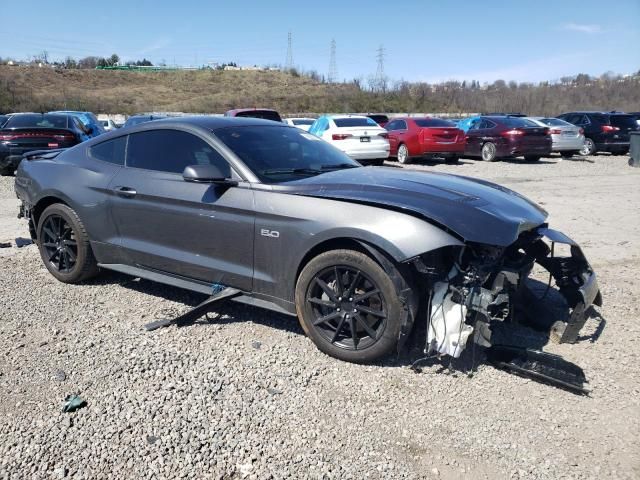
[22,148,67,161]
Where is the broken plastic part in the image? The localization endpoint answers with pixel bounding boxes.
[62,395,87,412]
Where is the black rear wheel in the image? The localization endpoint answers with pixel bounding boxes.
[37,204,99,283]
[296,249,409,363]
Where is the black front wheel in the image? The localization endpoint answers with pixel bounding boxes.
[37,204,99,283]
[295,249,410,363]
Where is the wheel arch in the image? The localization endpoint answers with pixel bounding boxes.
[30,195,72,240]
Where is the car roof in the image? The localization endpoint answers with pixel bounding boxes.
[226,108,279,114]
[563,111,630,115]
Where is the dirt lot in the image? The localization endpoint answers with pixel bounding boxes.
[0,154,639,479]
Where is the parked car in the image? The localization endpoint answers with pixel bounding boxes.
[49,111,105,138]
[224,108,282,122]
[0,113,87,175]
[527,117,585,158]
[464,116,552,162]
[385,117,464,164]
[14,116,601,366]
[100,119,119,131]
[123,114,169,128]
[283,117,315,131]
[365,114,389,127]
[308,115,389,165]
[557,111,638,155]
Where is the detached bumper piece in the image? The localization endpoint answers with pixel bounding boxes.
[144,287,242,331]
[534,228,602,343]
[487,345,589,394]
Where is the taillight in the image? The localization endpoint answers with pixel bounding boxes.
[549,128,561,135]
[602,125,619,132]
[53,134,76,142]
[579,128,584,135]
[502,129,524,136]
[0,134,16,141]
[332,133,352,140]
[378,132,389,139]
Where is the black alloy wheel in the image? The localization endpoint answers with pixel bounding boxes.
[306,265,387,351]
[40,214,77,273]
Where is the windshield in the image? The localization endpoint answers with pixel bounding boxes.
[538,118,570,127]
[5,114,69,128]
[214,125,360,183]
[235,110,282,122]
[414,118,456,128]
[334,117,378,128]
[610,115,638,129]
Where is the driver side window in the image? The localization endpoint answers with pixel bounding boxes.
[126,129,231,176]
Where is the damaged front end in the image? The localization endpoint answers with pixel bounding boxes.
[410,225,602,392]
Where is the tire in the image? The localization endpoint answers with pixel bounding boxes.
[524,156,540,162]
[445,156,459,164]
[36,204,99,283]
[481,142,497,162]
[295,249,410,363]
[397,144,411,164]
[580,138,596,156]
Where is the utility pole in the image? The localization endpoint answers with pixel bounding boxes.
[328,39,337,83]
[374,44,386,92]
[286,31,293,70]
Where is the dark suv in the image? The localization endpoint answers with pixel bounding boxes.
[557,112,638,155]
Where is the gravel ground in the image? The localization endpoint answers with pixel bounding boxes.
[1,154,639,479]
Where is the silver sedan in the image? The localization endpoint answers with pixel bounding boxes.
[528,117,585,157]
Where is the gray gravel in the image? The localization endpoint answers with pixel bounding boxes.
[1,154,639,479]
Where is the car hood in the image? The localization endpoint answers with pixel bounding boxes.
[277,167,547,246]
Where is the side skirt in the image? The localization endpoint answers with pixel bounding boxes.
[97,263,297,317]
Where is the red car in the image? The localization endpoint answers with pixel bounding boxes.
[464,116,552,162]
[385,117,465,164]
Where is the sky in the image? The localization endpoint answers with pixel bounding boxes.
[0,0,638,84]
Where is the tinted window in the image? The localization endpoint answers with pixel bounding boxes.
[588,114,606,124]
[469,118,482,130]
[539,118,570,127]
[367,115,389,124]
[89,136,127,165]
[414,118,456,128]
[214,125,359,183]
[5,114,70,128]
[235,110,282,122]
[333,117,378,128]
[499,117,538,128]
[292,119,314,126]
[385,120,399,131]
[610,115,637,129]
[127,130,231,176]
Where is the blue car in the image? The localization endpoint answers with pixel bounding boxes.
[457,116,480,133]
[49,111,105,138]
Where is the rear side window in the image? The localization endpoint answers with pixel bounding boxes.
[89,136,127,165]
[334,118,378,128]
[126,129,231,176]
[609,115,637,129]
[414,118,455,128]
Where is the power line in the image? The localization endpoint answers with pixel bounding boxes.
[285,31,293,70]
[328,39,337,83]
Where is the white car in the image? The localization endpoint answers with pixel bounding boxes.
[283,117,316,131]
[528,117,585,158]
[100,119,119,131]
[308,115,389,165]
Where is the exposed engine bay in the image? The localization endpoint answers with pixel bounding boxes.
[411,226,602,393]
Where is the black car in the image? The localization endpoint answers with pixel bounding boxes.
[0,113,88,176]
[365,114,390,127]
[557,111,638,155]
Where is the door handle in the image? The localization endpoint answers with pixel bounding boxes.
[114,186,137,198]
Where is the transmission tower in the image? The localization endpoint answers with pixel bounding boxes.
[328,39,337,83]
[374,44,386,91]
[286,31,293,70]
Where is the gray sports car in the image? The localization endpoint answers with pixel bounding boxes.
[14,117,601,368]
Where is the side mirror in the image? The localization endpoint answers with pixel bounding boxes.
[182,164,237,186]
